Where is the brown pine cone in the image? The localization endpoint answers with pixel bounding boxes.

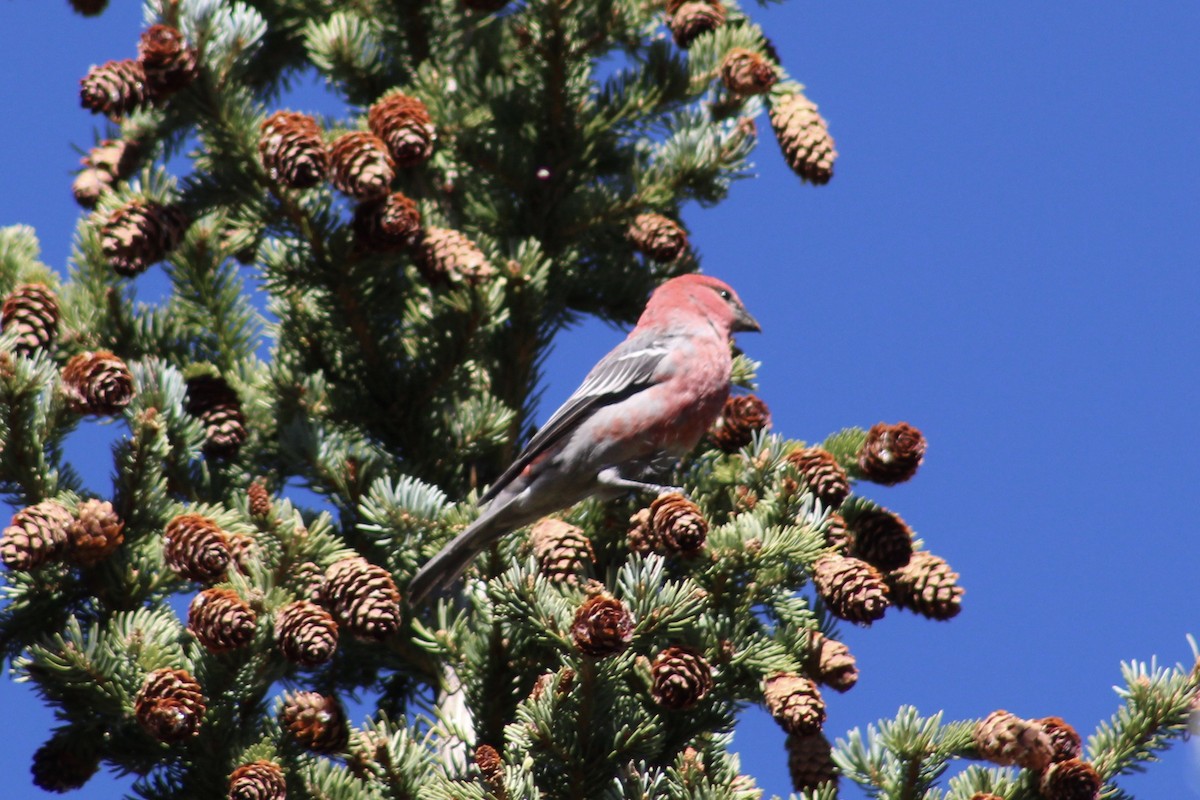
[1039,758,1101,800]
[69,0,108,15]
[858,422,926,485]
[1039,716,1083,763]
[805,631,858,693]
[968,795,1004,800]
[137,25,198,98]
[164,513,232,582]
[769,92,837,185]
[281,691,348,753]
[188,588,257,652]
[822,512,854,554]
[135,668,206,742]
[650,645,713,710]
[627,213,688,263]
[973,710,1053,772]
[1,499,73,570]
[276,600,339,667]
[228,760,287,800]
[843,505,913,572]
[330,131,396,200]
[292,560,326,603]
[648,493,708,555]
[785,447,849,509]
[101,199,188,276]
[474,744,507,796]
[73,139,141,207]
[72,169,111,209]
[811,554,889,625]
[66,498,125,565]
[62,351,135,415]
[185,374,247,458]
[226,532,256,574]
[627,507,656,554]
[412,227,494,285]
[259,111,327,189]
[3,283,60,356]
[708,394,770,452]
[764,672,826,734]
[247,479,272,520]
[529,518,594,586]
[786,731,838,792]
[368,93,436,167]
[320,556,402,641]
[667,0,726,48]
[571,593,634,657]
[353,192,422,251]
[80,59,148,116]
[720,49,776,97]
[30,732,100,793]
[886,550,963,621]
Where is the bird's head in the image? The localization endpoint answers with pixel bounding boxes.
[643,273,762,335]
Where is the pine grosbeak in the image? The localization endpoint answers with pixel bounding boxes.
[408,274,760,603]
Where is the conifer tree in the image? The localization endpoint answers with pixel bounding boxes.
[1,1,1196,798]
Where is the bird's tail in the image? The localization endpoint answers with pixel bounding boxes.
[407,506,507,605]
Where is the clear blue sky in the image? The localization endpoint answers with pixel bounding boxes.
[1,2,1198,798]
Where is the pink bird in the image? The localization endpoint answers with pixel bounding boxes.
[407,274,761,603]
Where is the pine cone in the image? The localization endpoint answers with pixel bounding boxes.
[135,668,206,742]
[228,760,287,800]
[627,213,688,263]
[805,631,858,692]
[281,691,348,753]
[859,422,926,485]
[137,24,198,99]
[474,744,506,796]
[69,0,107,16]
[822,511,854,554]
[1039,758,1101,800]
[62,351,135,415]
[529,518,594,586]
[844,506,913,572]
[276,600,339,667]
[80,59,147,116]
[973,710,1053,771]
[164,513,232,582]
[785,447,849,509]
[247,479,272,520]
[3,283,60,356]
[73,139,141,207]
[648,493,708,556]
[30,732,100,793]
[227,532,256,574]
[101,199,188,276]
[667,0,726,48]
[292,560,326,603]
[330,131,396,200]
[720,48,776,97]
[185,374,248,458]
[66,498,125,565]
[259,111,328,189]
[413,226,494,285]
[764,672,826,734]
[1039,716,1083,763]
[811,554,889,625]
[353,192,422,251]
[1,499,73,570]
[886,550,963,621]
[571,593,634,657]
[72,169,110,209]
[320,556,402,640]
[786,731,838,792]
[651,645,713,710]
[707,394,770,452]
[969,795,1004,800]
[368,93,436,167]
[627,507,655,554]
[188,588,257,652]
[769,92,837,185]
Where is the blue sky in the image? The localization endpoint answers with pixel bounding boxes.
[1,2,1198,798]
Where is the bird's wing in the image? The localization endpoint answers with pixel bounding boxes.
[480,336,674,504]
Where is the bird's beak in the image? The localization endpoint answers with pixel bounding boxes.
[732,305,761,333]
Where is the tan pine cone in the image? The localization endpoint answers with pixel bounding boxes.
[571,593,634,657]
[188,588,257,652]
[858,421,926,485]
[627,213,688,263]
[281,691,348,753]
[101,199,188,276]
[321,556,402,640]
[276,600,339,666]
[73,139,141,207]
[30,733,100,793]
[973,710,1053,771]
[247,479,272,519]
[185,374,247,458]
[353,192,422,251]
[844,506,913,572]
[651,645,714,710]
[1,499,73,570]
[66,498,125,565]
[627,507,656,554]
[164,513,232,582]
[259,111,328,189]
[227,532,256,574]
[292,560,326,603]
[822,511,854,554]
[80,59,148,117]
[135,668,206,742]
[137,24,198,98]
[1039,716,1083,763]
[72,169,110,209]
[785,731,838,792]
[708,394,770,452]
[474,744,507,797]
[529,518,594,586]
[720,48,776,97]
[62,351,135,415]
[648,492,708,555]
[228,760,287,800]
[785,447,849,509]
[667,0,726,48]
[3,283,60,356]
[330,131,396,200]
[769,92,836,185]
[368,93,436,167]
[811,554,889,625]
[69,0,107,15]
[412,226,494,285]
[1039,758,1101,800]
[805,631,858,692]
[886,550,963,621]
[764,672,826,734]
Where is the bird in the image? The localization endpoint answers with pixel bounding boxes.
[407,273,761,604]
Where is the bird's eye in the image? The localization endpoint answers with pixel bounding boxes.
[718,289,731,300]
